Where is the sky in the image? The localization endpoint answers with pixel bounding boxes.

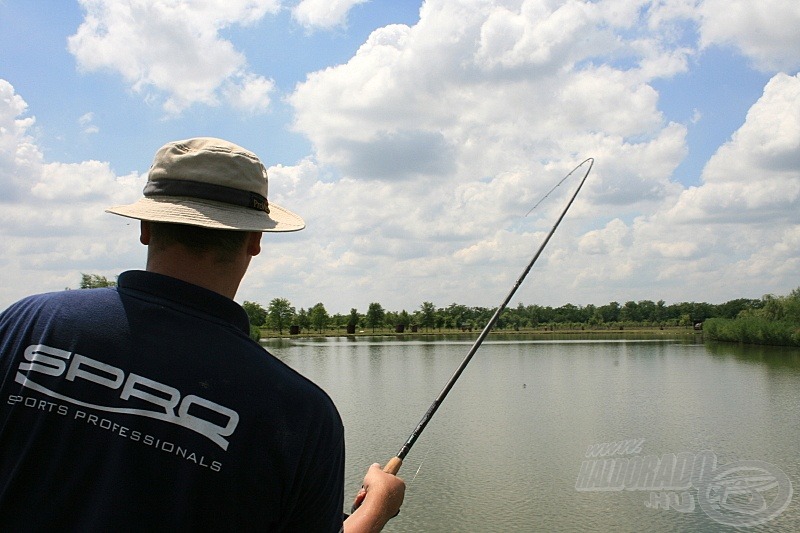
[1,0,798,315]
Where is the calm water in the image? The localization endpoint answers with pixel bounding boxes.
[265,334,800,532]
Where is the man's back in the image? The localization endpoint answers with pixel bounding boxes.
[0,270,345,531]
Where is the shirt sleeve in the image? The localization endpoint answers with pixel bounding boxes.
[285,397,346,533]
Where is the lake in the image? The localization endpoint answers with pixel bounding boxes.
[264,334,800,532]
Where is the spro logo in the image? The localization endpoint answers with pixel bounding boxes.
[16,344,239,450]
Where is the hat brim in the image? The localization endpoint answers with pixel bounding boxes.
[106,197,305,232]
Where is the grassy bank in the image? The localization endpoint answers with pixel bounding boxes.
[704,317,800,347]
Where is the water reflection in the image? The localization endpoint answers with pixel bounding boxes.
[704,340,800,370]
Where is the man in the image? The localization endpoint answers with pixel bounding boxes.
[0,137,404,531]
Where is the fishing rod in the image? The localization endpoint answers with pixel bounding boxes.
[381,157,594,478]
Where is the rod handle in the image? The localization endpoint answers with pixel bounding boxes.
[383,456,403,475]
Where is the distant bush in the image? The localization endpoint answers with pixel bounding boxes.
[704,287,800,347]
[704,317,800,346]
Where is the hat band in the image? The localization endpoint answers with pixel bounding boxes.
[143,179,270,213]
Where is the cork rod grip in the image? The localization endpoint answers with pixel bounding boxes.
[383,456,403,475]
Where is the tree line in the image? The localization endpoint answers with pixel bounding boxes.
[242,295,776,337]
[75,273,798,345]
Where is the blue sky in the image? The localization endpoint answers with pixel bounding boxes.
[1,0,798,314]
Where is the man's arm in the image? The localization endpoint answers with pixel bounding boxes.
[343,464,405,533]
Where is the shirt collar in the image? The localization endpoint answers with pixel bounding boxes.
[116,270,251,335]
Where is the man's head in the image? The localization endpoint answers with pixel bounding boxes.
[144,221,252,264]
[106,137,305,232]
[106,137,300,297]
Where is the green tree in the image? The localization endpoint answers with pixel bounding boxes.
[398,310,410,327]
[434,309,446,331]
[296,308,310,332]
[499,308,521,330]
[446,303,469,329]
[717,298,761,319]
[331,313,346,332]
[554,303,581,323]
[267,298,295,334]
[619,301,641,323]
[584,304,597,325]
[80,273,116,289]
[309,302,330,333]
[348,308,360,327]
[242,301,267,327]
[588,307,604,327]
[786,287,800,323]
[419,301,436,331]
[599,301,620,323]
[638,300,657,323]
[690,302,715,322]
[366,302,385,333]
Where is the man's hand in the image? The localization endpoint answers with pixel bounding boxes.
[344,463,405,533]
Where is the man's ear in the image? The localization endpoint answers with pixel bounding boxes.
[140,220,151,245]
[247,232,262,257]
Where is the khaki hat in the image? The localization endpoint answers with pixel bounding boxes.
[106,137,305,232]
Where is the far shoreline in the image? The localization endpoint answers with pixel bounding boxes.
[259,325,703,341]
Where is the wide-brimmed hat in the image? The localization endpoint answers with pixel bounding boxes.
[106,137,305,232]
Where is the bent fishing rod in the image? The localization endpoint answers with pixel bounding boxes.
[382,157,594,477]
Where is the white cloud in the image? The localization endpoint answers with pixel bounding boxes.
[290,1,687,203]
[0,80,146,305]
[78,111,99,134]
[698,0,800,72]
[224,73,275,114]
[0,80,39,201]
[67,0,280,114]
[668,73,800,223]
[32,160,120,201]
[475,1,601,70]
[288,0,688,235]
[292,0,370,29]
[707,73,800,176]
[578,218,631,256]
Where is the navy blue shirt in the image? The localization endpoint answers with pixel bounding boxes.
[0,271,345,531]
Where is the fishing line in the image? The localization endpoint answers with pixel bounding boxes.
[410,445,432,484]
[524,161,585,216]
[350,157,594,514]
